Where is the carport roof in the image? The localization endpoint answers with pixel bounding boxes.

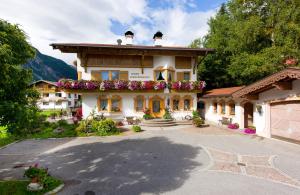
[232,67,300,98]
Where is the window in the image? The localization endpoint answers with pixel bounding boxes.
[55,93,62,97]
[43,102,49,105]
[74,94,77,98]
[229,102,235,115]
[135,96,145,112]
[173,99,180,111]
[184,99,191,111]
[167,70,175,82]
[68,93,71,98]
[99,98,108,111]
[111,71,120,80]
[183,72,190,81]
[43,93,49,97]
[111,99,121,112]
[155,71,165,81]
[101,71,109,80]
[213,102,217,113]
[68,101,71,106]
[56,102,62,106]
[111,95,122,112]
[219,101,225,114]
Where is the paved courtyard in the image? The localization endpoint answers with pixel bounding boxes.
[1,125,300,195]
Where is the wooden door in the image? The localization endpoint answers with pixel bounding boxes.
[149,96,165,118]
[244,102,253,128]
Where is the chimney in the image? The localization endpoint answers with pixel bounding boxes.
[124,31,134,45]
[153,31,163,46]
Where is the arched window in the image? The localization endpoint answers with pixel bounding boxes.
[170,95,181,111]
[134,95,145,112]
[182,95,193,111]
[228,101,235,115]
[111,95,122,112]
[98,95,108,111]
[218,100,225,114]
[213,102,218,113]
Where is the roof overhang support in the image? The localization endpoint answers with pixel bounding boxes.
[141,54,144,74]
[79,52,88,73]
[273,81,292,90]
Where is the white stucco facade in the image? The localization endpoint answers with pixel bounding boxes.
[37,91,80,110]
[200,78,300,140]
[77,55,198,119]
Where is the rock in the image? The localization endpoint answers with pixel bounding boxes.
[27,182,43,191]
[53,127,64,134]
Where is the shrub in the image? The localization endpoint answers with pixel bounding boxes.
[193,117,204,127]
[75,108,83,120]
[91,119,119,136]
[50,112,57,119]
[192,110,200,119]
[57,119,68,126]
[75,120,90,133]
[143,114,153,120]
[24,163,62,189]
[228,123,239,129]
[132,125,142,132]
[163,107,173,119]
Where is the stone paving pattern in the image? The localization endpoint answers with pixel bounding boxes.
[208,147,300,188]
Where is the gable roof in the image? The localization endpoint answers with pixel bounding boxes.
[30,80,57,87]
[50,43,214,56]
[202,86,245,98]
[232,67,300,98]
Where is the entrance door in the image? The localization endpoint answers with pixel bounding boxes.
[149,96,165,118]
[244,102,253,128]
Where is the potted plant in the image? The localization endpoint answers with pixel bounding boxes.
[24,163,46,191]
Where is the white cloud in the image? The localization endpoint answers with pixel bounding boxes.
[0,0,217,64]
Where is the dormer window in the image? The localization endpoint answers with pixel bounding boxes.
[155,71,165,81]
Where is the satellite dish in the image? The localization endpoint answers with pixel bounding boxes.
[117,39,122,45]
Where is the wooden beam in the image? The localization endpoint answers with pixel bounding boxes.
[273,81,292,90]
[141,54,144,74]
[244,94,259,100]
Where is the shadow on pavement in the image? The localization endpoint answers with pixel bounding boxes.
[39,137,206,195]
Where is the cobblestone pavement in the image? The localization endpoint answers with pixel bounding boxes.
[1,125,300,195]
[207,147,300,188]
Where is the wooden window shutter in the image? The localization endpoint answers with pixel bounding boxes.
[91,71,102,81]
[119,71,129,80]
[77,71,82,80]
[177,72,184,81]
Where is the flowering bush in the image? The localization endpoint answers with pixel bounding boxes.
[57,79,205,91]
[171,81,205,91]
[244,126,256,134]
[228,123,239,129]
[128,81,141,90]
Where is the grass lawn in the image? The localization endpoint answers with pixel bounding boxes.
[40,109,62,117]
[0,178,62,195]
[0,126,18,148]
[0,119,130,148]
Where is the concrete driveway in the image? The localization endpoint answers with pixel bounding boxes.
[1,125,300,195]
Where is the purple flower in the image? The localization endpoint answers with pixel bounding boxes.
[244,128,256,134]
[128,81,141,90]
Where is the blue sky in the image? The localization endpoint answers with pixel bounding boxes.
[0,0,227,63]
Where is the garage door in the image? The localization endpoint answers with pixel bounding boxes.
[271,101,300,142]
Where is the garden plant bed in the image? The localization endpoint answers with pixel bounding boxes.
[0,178,63,195]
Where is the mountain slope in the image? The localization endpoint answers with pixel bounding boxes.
[23,49,77,82]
